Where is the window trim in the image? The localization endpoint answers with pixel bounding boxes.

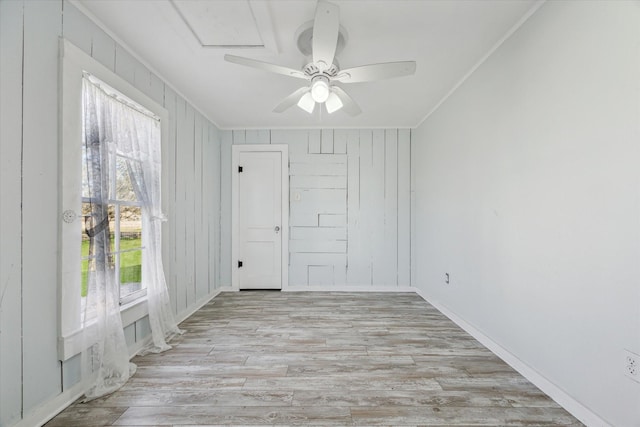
[58,38,169,361]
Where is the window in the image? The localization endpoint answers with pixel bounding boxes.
[80,77,152,309]
[59,39,170,361]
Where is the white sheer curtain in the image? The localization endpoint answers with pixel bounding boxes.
[81,77,181,401]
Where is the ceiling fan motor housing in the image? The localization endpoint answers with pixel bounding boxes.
[303,62,339,78]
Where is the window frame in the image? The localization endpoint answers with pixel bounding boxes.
[59,39,169,361]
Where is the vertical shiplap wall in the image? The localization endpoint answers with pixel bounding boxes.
[0,2,221,426]
[0,1,26,425]
[220,129,410,288]
[289,130,348,286]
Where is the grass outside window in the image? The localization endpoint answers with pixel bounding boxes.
[81,237,142,297]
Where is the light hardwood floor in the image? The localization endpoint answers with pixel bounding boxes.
[46,292,583,426]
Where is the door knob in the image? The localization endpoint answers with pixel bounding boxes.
[274,226,280,233]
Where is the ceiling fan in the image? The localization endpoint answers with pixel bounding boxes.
[224,0,416,116]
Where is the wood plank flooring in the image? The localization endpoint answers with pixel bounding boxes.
[46,292,583,426]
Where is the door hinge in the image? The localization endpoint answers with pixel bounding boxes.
[238,260,243,268]
[238,166,243,173]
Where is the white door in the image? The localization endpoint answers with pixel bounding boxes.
[238,151,282,289]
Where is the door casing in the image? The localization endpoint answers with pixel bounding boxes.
[231,144,289,290]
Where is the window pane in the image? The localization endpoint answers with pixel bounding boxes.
[108,204,116,250]
[80,202,90,298]
[81,144,90,198]
[81,258,89,298]
[115,156,137,201]
[82,258,98,320]
[82,141,103,200]
[120,249,142,299]
[119,205,143,301]
[80,202,116,298]
[80,202,115,251]
[81,217,89,298]
[120,206,142,242]
[81,202,92,249]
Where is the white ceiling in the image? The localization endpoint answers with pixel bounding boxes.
[76,0,538,130]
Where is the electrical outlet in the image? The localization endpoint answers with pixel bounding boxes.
[445,273,450,284]
[624,350,639,382]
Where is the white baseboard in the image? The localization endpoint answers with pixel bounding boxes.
[15,288,230,427]
[176,287,233,324]
[128,334,154,358]
[284,285,415,293]
[18,323,153,427]
[12,380,88,427]
[412,287,610,427]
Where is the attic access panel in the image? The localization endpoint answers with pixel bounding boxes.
[171,0,277,50]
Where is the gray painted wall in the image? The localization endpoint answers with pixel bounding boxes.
[0,2,221,426]
[411,2,640,425]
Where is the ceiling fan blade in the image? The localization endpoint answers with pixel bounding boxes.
[224,54,308,80]
[312,1,340,70]
[334,61,417,83]
[273,87,310,113]
[331,86,361,116]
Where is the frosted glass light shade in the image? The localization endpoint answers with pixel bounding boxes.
[297,92,315,113]
[325,91,343,114]
[311,80,330,103]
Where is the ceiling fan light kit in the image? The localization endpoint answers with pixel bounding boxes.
[325,91,344,114]
[297,92,316,114]
[224,0,416,117]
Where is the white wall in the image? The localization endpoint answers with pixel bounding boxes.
[0,2,221,426]
[412,2,640,426]
[220,129,411,288]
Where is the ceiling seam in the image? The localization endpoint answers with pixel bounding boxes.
[218,126,416,131]
[413,0,546,129]
[168,0,205,47]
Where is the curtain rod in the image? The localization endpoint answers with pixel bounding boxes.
[83,72,161,122]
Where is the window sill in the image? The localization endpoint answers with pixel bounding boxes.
[120,294,148,326]
[57,297,149,361]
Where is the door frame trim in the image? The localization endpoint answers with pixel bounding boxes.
[231,144,289,291]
